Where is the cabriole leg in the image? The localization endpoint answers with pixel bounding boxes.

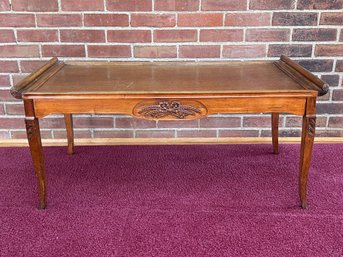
[299,115,316,209]
[271,113,279,154]
[25,117,47,209]
[64,114,74,155]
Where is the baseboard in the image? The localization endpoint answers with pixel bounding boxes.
[1,137,342,147]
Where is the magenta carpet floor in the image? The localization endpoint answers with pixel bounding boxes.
[0,144,342,257]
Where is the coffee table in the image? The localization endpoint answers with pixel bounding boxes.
[10,55,329,209]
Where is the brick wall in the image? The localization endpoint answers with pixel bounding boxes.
[0,0,342,140]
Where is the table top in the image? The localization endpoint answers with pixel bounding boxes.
[11,56,329,99]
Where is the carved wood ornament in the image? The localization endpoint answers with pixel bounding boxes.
[133,100,208,120]
[25,119,35,142]
[308,116,316,137]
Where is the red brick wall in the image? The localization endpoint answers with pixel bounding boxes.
[0,0,342,139]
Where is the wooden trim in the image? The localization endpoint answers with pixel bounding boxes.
[1,137,342,147]
[275,55,329,97]
[33,97,307,118]
[10,57,60,99]
[24,91,317,100]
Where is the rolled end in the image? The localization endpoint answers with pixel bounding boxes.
[279,55,330,97]
[318,83,329,97]
[10,87,23,99]
[9,57,59,100]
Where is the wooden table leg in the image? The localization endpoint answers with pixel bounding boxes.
[299,115,316,209]
[25,117,47,209]
[299,97,316,209]
[271,113,279,154]
[64,114,74,155]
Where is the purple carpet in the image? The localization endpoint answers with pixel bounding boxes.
[0,144,342,256]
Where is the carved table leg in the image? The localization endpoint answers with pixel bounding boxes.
[25,117,47,209]
[271,113,279,154]
[64,114,74,155]
[299,115,316,209]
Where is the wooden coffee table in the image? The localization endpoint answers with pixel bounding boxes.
[10,55,328,209]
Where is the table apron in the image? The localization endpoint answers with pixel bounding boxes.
[33,97,307,118]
